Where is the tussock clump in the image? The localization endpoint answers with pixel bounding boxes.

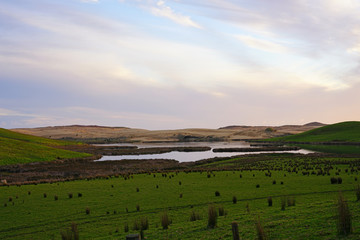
[161,211,171,230]
[215,191,220,197]
[232,196,237,204]
[281,197,286,211]
[141,217,149,230]
[60,222,79,240]
[68,193,73,199]
[136,204,140,212]
[54,195,58,201]
[255,216,267,240]
[246,203,250,213]
[190,209,201,221]
[287,196,295,206]
[78,193,82,197]
[272,180,276,185]
[179,193,183,198]
[337,192,352,236]
[208,204,217,228]
[356,184,360,201]
[218,205,226,216]
[267,197,272,207]
[256,184,260,188]
[124,222,129,232]
[331,177,338,184]
[43,193,47,198]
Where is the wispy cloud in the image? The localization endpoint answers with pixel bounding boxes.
[235,35,288,54]
[149,1,202,28]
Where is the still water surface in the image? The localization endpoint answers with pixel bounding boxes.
[96,142,314,163]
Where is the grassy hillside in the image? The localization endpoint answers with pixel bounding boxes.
[268,121,360,143]
[0,128,79,146]
[0,128,91,165]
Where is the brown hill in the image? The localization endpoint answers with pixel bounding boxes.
[12,123,325,143]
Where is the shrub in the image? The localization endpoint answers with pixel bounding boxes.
[190,210,201,221]
[267,197,272,207]
[215,191,220,197]
[85,207,90,215]
[161,211,171,230]
[208,204,217,228]
[337,192,352,236]
[232,196,237,204]
[255,216,267,240]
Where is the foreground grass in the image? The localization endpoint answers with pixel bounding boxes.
[1,161,359,239]
[0,128,91,165]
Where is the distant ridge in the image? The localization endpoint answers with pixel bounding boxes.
[303,122,326,127]
[219,122,326,130]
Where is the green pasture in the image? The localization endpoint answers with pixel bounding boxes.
[1,157,360,239]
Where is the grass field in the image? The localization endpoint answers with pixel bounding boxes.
[1,155,359,239]
[268,121,360,143]
[0,128,91,165]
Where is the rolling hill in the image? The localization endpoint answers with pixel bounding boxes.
[268,121,360,143]
[0,128,91,165]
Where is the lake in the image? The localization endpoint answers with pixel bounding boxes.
[95,141,314,163]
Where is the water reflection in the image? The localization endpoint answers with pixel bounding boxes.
[95,142,314,163]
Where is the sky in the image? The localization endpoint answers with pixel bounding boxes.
[1,0,360,130]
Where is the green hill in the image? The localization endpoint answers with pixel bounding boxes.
[268,121,360,143]
[0,128,91,165]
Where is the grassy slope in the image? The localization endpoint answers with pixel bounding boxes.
[268,121,360,143]
[0,158,359,239]
[0,128,91,165]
